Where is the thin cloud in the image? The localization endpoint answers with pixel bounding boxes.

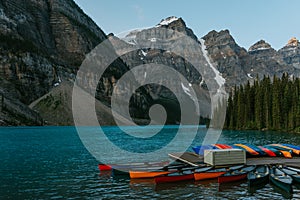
[132,5,145,21]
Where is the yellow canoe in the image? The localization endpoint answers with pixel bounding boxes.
[234,144,260,156]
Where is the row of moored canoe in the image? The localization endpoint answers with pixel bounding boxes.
[99,163,300,193]
[192,143,300,158]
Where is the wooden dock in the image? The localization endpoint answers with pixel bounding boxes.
[168,152,203,166]
[169,152,300,167]
[247,157,300,168]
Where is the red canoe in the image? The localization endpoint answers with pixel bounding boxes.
[214,144,232,149]
[194,171,226,181]
[218,173,247,183]
[218,172,248,183]
[218,166,256,183]
[155,170,194,184]
[98,164,112,171]
[258,146,277,157]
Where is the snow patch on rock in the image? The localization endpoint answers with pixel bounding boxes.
[199,39,225,90]
[157,16,179,27]
[141,50,147,56]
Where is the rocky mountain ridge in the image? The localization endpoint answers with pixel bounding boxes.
[1,1,300,126]
[119,17,300,99]
[120,19,300,90]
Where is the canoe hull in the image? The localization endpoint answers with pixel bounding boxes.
[258,146,276,157]
[291,175,300,183]
[213,144,232,149]
[98,164,112,171]
[192,145,217,155]
[263,146,283,157]
[234,144,260,156]
[155,174,194,184]
[218,173,247,183]
[270,175,293,193]
[130,171,170,179]
[98,161,169,172]
[248,173,269,186]
[279,150,292,158]
[271,144,300,155]
[269,167,293,193]
[282,167,300,184]
[248,175,269,186]
[194,171,225,181]
[246,144,266,156]
[282,144,300,150]
[247,166,269,186]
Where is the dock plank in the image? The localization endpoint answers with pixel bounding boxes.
[247,157,300,166]
[169,152,300,167]
[168,152,204,166]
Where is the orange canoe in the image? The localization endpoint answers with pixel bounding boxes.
[129,171,171,179]
[194,171,226,181]
[234,144,260,156]
[279,150,293,158]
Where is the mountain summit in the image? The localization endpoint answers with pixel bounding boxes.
[279,37,300,68]
[248,40,273,52]
[286,37,299,47]
[157,16,180,26]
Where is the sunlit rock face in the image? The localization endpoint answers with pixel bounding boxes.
[279,37,300,69]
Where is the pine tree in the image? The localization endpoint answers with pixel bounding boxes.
[224,74,300,132]
[244,81,252,128]
[237,85,245,129]
[272,76,281,130]
[262,76,272,129]
[225,91,233,129]
[254,79,263,129]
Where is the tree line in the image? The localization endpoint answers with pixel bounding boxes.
[224,74,300,132]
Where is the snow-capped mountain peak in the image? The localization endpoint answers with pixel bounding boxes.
[157,16,180,27]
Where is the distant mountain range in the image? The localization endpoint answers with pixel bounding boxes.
[0,0,299,126]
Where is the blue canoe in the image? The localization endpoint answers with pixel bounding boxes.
[244,144,267,156]
[281,144,300,150]
[192,145,218,155]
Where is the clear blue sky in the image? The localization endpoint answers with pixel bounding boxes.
[74,0,300,50]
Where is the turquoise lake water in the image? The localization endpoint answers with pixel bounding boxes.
[0,126,299,199]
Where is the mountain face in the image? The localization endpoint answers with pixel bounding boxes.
[0,0,106,66]
[118,18,300,94]
[114,17,300,126]
[0,0,138,125]
[202,31,300,90]
[279,37,300,69]
[1,3,300,126]
[110,17,212,122]
[201,30,249,88]
[117,17,300,120]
